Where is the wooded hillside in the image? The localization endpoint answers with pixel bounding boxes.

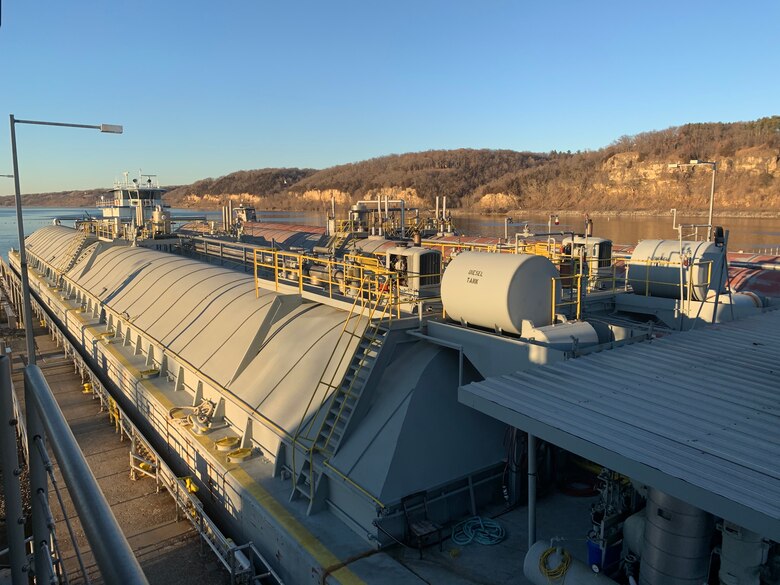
[5,117,779,213]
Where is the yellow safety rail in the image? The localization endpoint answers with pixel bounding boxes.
[422,239,623,297]
[421,240,515,257]
[420,238,572,262]
[551,275,583,322]
[253,247,402,318]
[625,258,714,297]
[292,277,374,445]
[319,299,390,453]
[289,273,391,508]
[335,215,434,237]
[78,220,118,241]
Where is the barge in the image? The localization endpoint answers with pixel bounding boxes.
[5,175,779,585]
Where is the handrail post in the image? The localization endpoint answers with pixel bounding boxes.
[253,250,258,298]
[298,253,303,293]
[0,356,28,582]
[550,278,555,325]
[25,365,53,584]
[273,251,279,291]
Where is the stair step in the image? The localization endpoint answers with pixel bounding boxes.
[343,372,367,385]
[318,424,342,440]
[323,416,346,432]
[316,430,341,448]
[337,381,363,399]
[334,393,357,407]
[292,482,312,501]
[354,353,378,366]
[347,365,371,377]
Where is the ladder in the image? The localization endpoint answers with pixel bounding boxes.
[327,230,352,254]
[58,232,89,275]
[315,320,388,456]
[289,276,393,511]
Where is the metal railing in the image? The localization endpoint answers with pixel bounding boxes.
[626,258,714,295]
[253,248,403,318]
[552,275,583,322]
[4,258,282,584]
[0,358,149,584]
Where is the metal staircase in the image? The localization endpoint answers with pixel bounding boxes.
[326,230,352,254]
[315,322,388,456]
[289,275,395,512]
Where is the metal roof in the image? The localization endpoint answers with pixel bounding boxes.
[459,311,780,541]
[25,225,88,272]
[25,226,360,434]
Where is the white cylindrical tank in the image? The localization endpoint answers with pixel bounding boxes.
[526,322,599,351]
[640,488,713,585]
[718,521,769,585]
[628,240,726,301]
[442,252,561,333]
[524,541,619,585]
[623,510,646,557]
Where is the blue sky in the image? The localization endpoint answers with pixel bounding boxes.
[0,0,778,195]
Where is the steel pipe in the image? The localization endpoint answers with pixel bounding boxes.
[0,356,27,582]
[25,367,51,583]
[9,115,37,365]
[528,433,537,550]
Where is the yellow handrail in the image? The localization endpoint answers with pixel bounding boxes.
[625,258,714,297]
[288,271,393,505]
[550,274,583,322]
[253,247,402,317]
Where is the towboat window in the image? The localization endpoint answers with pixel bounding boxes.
[598,241,612,268]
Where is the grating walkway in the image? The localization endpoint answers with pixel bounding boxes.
[10,327,225,585]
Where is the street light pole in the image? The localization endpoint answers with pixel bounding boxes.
[8,114,122,366]
[9,115,37,365]
[707,163,717,240]
[9,114,122,582]
[668,160,717,240]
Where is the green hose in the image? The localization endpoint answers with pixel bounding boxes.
[451,516,506,546]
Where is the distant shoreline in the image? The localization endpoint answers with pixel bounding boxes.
[461,208,780,219]
[1,200,777,219]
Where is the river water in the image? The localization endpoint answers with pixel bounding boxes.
[1,207,779,260]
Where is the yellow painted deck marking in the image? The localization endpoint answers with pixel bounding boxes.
[229,465,366,585]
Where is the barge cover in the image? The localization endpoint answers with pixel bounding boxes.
[459,311,780,541]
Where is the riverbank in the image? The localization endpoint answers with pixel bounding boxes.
[456,208,780,219]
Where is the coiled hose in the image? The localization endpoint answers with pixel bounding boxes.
[451,516,505,546]
[539,546,571,580]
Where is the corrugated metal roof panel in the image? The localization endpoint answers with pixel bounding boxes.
[459,311,780,541]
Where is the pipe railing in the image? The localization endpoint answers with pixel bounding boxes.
[0,356,26,583]
[23,365,149,585]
